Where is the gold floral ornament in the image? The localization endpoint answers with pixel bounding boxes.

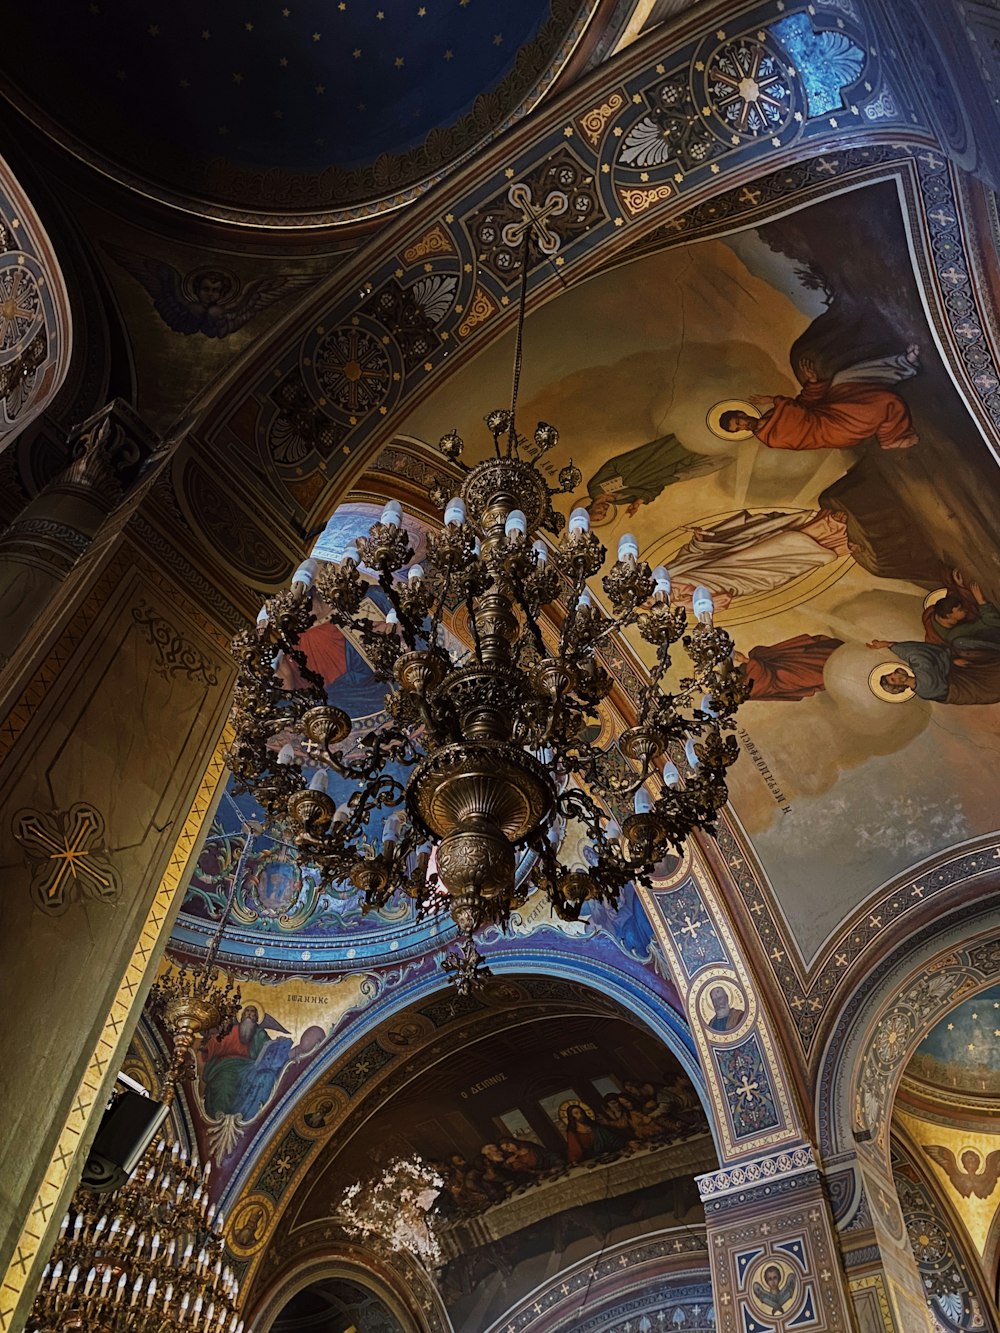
[15,802,121,914]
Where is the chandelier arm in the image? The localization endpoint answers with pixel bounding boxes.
[509,577,547,659]
[374,566,423,650]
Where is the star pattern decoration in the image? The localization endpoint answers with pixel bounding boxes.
[911,983,1000,1094]
[56,0,560,180]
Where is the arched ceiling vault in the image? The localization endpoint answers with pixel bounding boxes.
[158,0,941,594]
[0,0,632,228]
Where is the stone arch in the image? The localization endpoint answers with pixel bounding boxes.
[220,951,712,1221]
[247,1251,445,1333]
[816,889,1000,1170]
[0,152,72,450]
[812,873,1000,1331]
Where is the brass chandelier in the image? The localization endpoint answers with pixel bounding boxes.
[229,237,747,989]
[29,1140,242,1333]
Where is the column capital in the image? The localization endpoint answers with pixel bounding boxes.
[58,399,158,508]
[697,1143,820,1210]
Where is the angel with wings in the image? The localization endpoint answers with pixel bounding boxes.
[105,245,313,338]
[924,1145,1000,1199]
[752,1264,796,1315]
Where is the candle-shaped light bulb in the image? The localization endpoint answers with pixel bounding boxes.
[66,1265,79,1293]
[606,818,622,842]
[333,803,350,825]
[531,539,548,564]
[652,565,672,600]
[380,500,403,528]
[100,1267,112,1295]
[662,759,681,788]
[634,788,654,814]
[84,1267,97,1296]
[700,693,718,718]
[277,743,296,766]
[341,541,360,566]
[382,811,404,846]
[385,608,400,626]
[617,533,639,562]
[50,1261,62,1284]
[117,1272,128,1297]
[568,507,590,535]
[131,1276,143,1306]
[472,535,482,556]
[291,558,318,589]
[504,509,527,538]
[684,738,700,769]
[308,768,329,793]
[578,588,594,609]
[444,497,466,527]
[692,584,714,623]
[407,563,424,582]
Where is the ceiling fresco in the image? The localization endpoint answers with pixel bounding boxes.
[397,177,1000,963]
[0,0,599,222]
[906,982,1000,1101]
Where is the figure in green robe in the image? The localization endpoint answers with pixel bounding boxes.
[584,434,726,523]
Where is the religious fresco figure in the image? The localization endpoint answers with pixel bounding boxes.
[559,1100,628,1164]
[868,582,1000,705]
[923,1146,1000,1199]
[752,1264,797,1315]
[705,984,746,1033]
[582,434,727,524]
[664,507,850,611]
[716,346,920,450]
[735,634,843,701]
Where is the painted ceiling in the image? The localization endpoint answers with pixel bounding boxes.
[906,983,1000,1101]
[0,0,597,220]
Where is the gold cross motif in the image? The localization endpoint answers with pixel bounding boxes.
[14,803,120,914]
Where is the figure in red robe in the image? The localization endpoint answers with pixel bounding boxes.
[720,347,920,451]
[736,633,843,701]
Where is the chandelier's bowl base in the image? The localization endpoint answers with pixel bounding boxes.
[437,817,515,900]
[288,787,337,836]
[302,704,352,747]
[461,456,550,533]
[407,740,555,843]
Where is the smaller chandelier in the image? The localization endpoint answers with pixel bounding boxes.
[228,237,747,988]
[29,1140,242,1333]
[147,961,242,1103]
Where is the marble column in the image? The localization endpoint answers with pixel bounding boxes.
[825,1149,937,1332]
[0,409,245,1333]
[0,399,157,666]
[697,1146,855,1333]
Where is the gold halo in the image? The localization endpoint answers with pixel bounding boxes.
[706,399,761,441]
[923,587,949,610]
[868,662,915,703]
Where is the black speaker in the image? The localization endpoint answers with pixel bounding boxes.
[81,1088,169,1193]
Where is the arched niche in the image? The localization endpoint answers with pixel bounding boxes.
[0,152,72,450]
[250,1254,433,1333]
[232,970,716,1333]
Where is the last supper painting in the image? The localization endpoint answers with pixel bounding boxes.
[400,177,1000,963]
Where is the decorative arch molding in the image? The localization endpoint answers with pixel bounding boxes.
[246,1250,447,1333]
[218,951,708,1253]
[815,888,1000,1176]
[0,152,72,451]
[481,1226,713,1333]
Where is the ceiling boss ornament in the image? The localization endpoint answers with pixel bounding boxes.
[228,232,748,992]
